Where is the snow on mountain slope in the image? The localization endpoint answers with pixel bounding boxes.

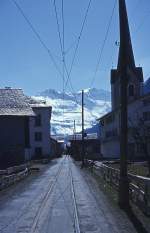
[33,88,111,135]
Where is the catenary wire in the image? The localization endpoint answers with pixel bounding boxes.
[64,0,93,90]
[62,0,66,136]
[11,0,78,104]
[53,0,63,55]
[11,0,64,79]
[88,0,117,96]
[52,0,79,104]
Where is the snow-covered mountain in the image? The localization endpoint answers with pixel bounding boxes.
[33,88,111,135]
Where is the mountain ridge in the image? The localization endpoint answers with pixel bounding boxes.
[33,88,111,135]
[33,80,150,136]
[37,88,111,101]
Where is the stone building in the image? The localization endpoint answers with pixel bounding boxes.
[0,88,35,168]
[0,88,52,168]
[68,133,101,161]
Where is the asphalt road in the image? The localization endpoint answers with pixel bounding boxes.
[0,156,137,233]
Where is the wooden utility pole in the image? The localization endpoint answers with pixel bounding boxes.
[119,67,130,209]
[73,120,76,139]
[81,90,85,168]
[73,120,77,157]
[118,0,130,210]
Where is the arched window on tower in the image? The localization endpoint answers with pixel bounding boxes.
[128,84,134,97]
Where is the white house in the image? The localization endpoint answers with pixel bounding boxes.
[28,99,52,160]
[99,94,150,159]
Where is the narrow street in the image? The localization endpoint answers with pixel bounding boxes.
[0,156,137,233]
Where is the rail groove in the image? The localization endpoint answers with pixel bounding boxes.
[69,158,81,233]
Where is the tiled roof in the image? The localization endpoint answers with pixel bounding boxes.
[0,88,35,116]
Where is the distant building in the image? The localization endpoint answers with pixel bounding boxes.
[68,133,101,161]
[50,136,64,158]
[0,88,35,169]
[98,0,150,159]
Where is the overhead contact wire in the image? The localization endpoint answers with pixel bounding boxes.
[88,0,117,95]
[11,0,64,79]
[64,0,93,90]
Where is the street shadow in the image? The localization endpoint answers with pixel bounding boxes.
[125,208,148,233]
[49,157,65,167]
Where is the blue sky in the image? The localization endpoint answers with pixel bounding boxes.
[0,0,149,95]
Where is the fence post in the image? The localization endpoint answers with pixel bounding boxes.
[145,181,150,216]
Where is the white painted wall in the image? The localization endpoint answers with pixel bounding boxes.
[24,149,32,161]
[29,107,52,158]
[100,95,150,158]
[101,140,120,158]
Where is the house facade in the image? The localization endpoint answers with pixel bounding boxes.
[0,88,35,168]
[100,94,150,159]
[28,99,52,160]
[98,0,150,159]
[0,88,53,167]
[50,136,64,158]
[68,133,101,161]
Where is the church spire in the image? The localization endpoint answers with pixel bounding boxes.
[117,0,135,70]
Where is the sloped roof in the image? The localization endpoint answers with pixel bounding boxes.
[0,88,35,116]
[26,96,52,108]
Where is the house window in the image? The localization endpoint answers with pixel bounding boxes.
[35,147,42,157]
[128,143,135,158]
[35,114,41,126]
[147,126,150,135]
[143,112,150,121]
[143,97,150,106]
[128,84,134,97]
[137,143,145,153]
[105,129,117,138]
[101,120,104,126]
[35,132,42,141]
[105,114,114,124]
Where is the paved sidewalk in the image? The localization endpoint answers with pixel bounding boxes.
[72,161,137,233]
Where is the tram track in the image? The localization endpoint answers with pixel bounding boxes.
[0,156,67,233]
[33,156,81,233]
[40,156,81,233]
[30,156,67,233]
[69,158,81,233]
[0,156,81,233]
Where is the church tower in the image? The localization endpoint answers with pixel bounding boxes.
[111,0,144,110]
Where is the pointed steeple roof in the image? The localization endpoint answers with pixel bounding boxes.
[117,0,135,71]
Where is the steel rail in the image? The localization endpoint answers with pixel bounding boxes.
[30,156,67,233]
[69,158,81,233]
[0,156,67,233]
